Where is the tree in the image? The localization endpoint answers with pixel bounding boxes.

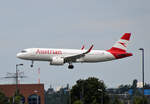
[130,79,143,96]
[71,77,110,104]
[12,89,24,104]
[144,83,150,89]
[9,95,23,104]
[131,79,141,96]
[73,100,83,104]
[0,90,10,104]
[132,79,138,89]
[14,95,22,104]
[92,98,99,104]
[112,96,123,104]
[117,84,131,94]
[133,96,149,104]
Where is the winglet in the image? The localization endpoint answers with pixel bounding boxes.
[81,45,85,50]
[88,45,94,53]
[84,45,94,54]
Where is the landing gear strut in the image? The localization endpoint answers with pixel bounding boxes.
[68,63,74,69]
[30,60,34,67]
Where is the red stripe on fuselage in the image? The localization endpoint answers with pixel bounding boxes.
[109,52,132,59]
[107,47,126,53]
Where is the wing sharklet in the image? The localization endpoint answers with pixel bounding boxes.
[84,44,94,54]
[81,45,85,50]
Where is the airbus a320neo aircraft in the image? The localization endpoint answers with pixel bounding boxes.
[17,33,133,69]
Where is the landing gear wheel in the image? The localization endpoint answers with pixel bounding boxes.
[68,64,74,69]
[31,61,34,68]
[30,64,33,67]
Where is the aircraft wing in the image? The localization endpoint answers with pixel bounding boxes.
[64,45,93,62]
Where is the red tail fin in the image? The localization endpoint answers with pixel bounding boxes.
[107,33,131,53]
[107,33,133,59]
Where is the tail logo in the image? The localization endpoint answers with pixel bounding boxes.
[118,42,127,48]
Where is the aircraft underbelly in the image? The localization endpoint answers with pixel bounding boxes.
[30,54,53,61]
[82,53,115,62]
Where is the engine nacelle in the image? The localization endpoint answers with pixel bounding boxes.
[50,57,64,65]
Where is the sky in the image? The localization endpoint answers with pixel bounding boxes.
[0,0,149,90]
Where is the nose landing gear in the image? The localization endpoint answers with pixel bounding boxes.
[30,61,34,67]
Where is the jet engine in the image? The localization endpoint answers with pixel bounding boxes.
[50,57,64,65]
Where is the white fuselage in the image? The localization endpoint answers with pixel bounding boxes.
[16,33,133,68]
[17,48,115,63]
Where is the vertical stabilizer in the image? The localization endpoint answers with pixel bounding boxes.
[108,33,131,52]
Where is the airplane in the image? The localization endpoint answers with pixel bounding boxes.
[17,33,133,69]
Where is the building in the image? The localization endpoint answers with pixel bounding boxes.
[45,85,70,104]
[0,84,45,104]
[128,88,150,96]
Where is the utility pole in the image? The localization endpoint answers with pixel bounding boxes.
[139,48,145,104]
[16,64,23,94]
[2,64,26,104]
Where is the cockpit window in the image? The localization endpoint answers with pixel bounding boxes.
[21,50,27,53]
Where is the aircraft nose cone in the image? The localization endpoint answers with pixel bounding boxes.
[17,53,22,59]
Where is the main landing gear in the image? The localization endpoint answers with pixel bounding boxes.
[68,63,74,69]
[30,60,34,67]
